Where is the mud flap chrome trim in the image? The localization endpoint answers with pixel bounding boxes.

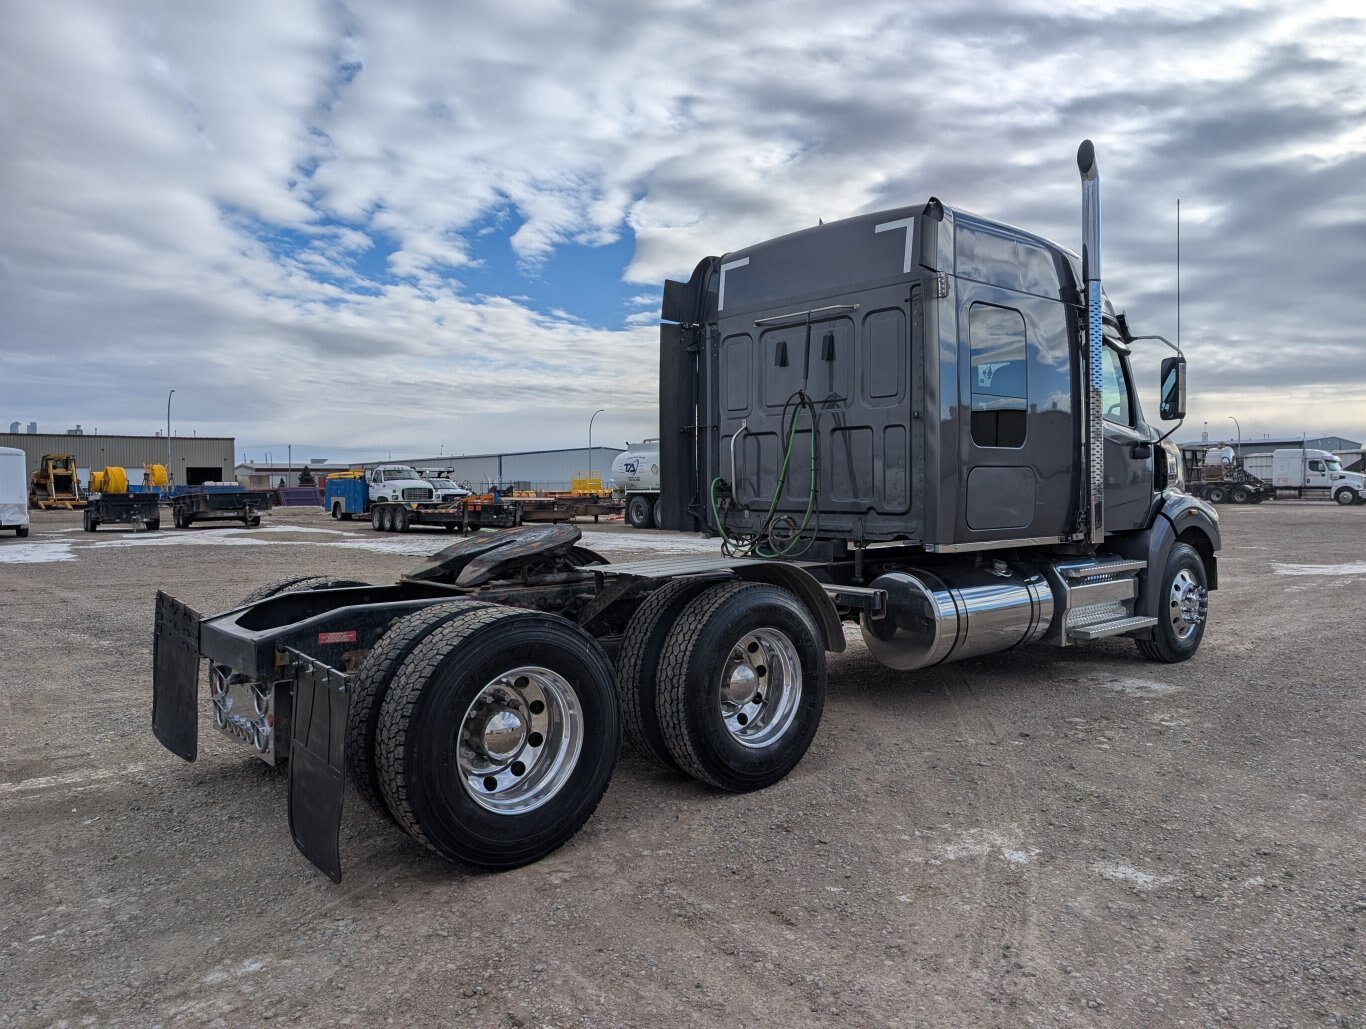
[285,650,350,882]
[152,591,203,761]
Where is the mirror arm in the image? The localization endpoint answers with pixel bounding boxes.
[1129,333,1181,354]
[1154,418,1184,445]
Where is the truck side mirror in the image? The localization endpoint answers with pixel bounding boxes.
[1159,356,1186,421]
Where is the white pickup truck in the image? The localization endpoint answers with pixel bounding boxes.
[366,465,436,505]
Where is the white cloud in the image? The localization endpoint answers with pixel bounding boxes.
[1,0,1363,455]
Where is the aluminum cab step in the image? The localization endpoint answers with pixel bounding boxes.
[1067,615,1158,641]
[1058,557,1147,579]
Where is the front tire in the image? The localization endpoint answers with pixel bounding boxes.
[656,581,826,791]
[1136,542,1209,663]
[626,494,652,529]
[377,607,620,870]
[1334,487,1357,506]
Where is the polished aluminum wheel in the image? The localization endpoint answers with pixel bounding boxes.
[719,628,802,748]
[456,667,582,815]
[1169,567,1207,640]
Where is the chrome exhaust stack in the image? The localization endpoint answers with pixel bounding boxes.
[1078,140,1105,545]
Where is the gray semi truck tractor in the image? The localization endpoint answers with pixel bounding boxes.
[151,141,1219,881]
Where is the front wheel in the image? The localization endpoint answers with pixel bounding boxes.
[1136,542,1209,663]
[1334,488,1357,507]
[377,607,620,870]
[656,581,826,791]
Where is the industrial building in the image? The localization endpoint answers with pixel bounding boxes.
[0,431,235,487]
[1179,434,1362,457]
[235,461,354,489]
[362,447,625,492]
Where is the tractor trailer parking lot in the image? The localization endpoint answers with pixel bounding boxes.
[1,503,1362,1025]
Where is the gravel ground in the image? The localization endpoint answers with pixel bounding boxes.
[1,502,1362,1026]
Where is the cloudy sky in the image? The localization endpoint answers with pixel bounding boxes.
[3,0,1363,463]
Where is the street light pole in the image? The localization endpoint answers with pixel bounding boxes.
[1227,415,1241,460]
[588,409,605,480]
[166,388,175,484]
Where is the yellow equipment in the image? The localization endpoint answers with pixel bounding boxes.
[29,454,86,509]
[144,464,169,489]
[90,466,130,494]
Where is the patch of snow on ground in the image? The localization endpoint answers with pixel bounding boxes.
[1090,676,1179,696]
[1272,562,1366,576]
[932,829,1040,865]
[0,542,76,563]
[1096,863,1173,889]
[332,536,453,556]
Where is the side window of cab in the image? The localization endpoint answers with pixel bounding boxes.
[1100,346,1133,427]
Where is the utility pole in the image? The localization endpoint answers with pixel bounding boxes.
[166,389,175,486]
[588,409,605,480]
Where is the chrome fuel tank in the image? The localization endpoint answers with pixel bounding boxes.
[859,562,1053,671]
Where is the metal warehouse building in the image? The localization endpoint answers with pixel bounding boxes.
[364,447,625,493]
[0,432,236,487]
[1178,434,1361,458]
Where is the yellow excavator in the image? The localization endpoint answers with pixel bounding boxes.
[29,454,85,509]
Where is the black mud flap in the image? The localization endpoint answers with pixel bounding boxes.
[152,591,203,761]
[286,650,351,882]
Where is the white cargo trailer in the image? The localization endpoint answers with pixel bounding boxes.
[0,446,32,536]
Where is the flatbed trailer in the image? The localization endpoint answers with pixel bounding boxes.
[170,487,273,528]
[367,497,521,533]
[82,491,162,531]
[149,141,1221,885]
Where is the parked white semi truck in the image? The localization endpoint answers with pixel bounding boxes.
[611,440,663,528]
[1242,449,1365,505]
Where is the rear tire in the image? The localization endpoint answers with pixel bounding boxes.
[331,501,343,519]
[1136,542,1208,663]
[247,515,261,528]
[1206,486,1226,503]
[146,517,161,531]
[346,601,485,819]
[614,579,715,771]
[377,607,620,870]
[15,525,28,537]
[394,506,411,532]
[652,497,666,530]
[371,506,384,531]
[656,581,826,791]
[1231,487,1250,504]
[626,495,652,529]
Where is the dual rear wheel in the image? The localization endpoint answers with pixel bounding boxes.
[615,580,827,791]
[345,579,826,870]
